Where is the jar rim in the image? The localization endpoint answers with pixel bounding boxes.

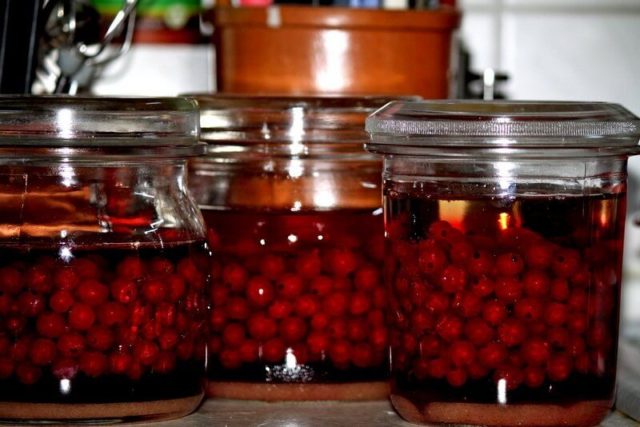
[0,95,200,149]
[365,100,640,152]
[186,93,417,146]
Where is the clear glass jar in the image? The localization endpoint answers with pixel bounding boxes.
[0,96,210,422]
[188,95,397,401]
[365,101,640,427]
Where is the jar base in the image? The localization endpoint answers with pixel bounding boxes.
[391,395,611,427]
[208,381,389,401]
[0,393,203,423]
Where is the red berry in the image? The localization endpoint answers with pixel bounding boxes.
[352,343,375,368]
[109,352,132,374]
[259,254,286,279]
[349,292,370,316]
[117,257,145,280]
[547,353,572,382]
[496,252,525,276]
[465,318,494,346]
[74,258,101,279]
[310,275,333,296]
[328,340,351,366]
[548,327,570,350]
[98,302,128,326]
[245,276,274,308]
[142,279,166,304]
[514,298,544,322]
[468,250,494,277]
[418,244,447,274]
[277,274,304,299]
[134,340,159,366]
[57,333,86,357]
[219,349,242,369]
[16,363,41,385]
[0,267,23,294]
[262,338,286,363]
[545,303,568,327]
[523,270,550,297]
[80,351,108,377]
[153,351,176,374]
[87,326,115,351]
[50,290,75,313]
[325,292,349,317]
[18,292,45,317]
[167,274,187,302]
[110,278,137,304]
[551,248,581,278]
[280,316,308,343]
[495,277,523,303]
[29,338,57,366]
[425,292,449,314]
[449,340,476,367]
[77,280,109,306]
[524,366,546,388]
[550,278,570,301]
[222,323,246,347]
[428,358,449,379]
[296,251,322,278]
[454,293,482,317]
[493,365,523,390]
[439,265,467,293]
[498,319,526,347]
[470,276,495,297]
[268,300,293,319]
[36,312,66,338]
[354,265,380,291]
[26,266,52,293]
[483,300,507,325]
[307,332,330,355]
[524,242,554,269]
[226,297,250,320]
[68,303,96,331]
[479,343,507,369]
[327,249,358,277]
[522,339,550,366]
[248,314,277,341]
[447,368,468,387]
[436,315,464,342]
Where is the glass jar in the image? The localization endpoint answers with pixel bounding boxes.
[365,101,640,426]
[0,96,210,422]
[188,95,397,401]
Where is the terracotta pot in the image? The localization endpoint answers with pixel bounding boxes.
[211,6,460,98]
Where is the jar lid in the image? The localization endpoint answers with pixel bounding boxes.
[366,100,640,154]
[0,96,200,150]
[190,94,414,145]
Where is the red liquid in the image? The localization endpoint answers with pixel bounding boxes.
[0,241,209,404]
[385,193,623,419]
[204,209,388,383]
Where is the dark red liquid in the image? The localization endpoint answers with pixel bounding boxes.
[204,209,388,383]
[385,193,623,408]
[0,241,209,404]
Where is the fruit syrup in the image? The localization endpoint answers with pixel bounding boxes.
[204,209,389,383]
[385,193,623,406]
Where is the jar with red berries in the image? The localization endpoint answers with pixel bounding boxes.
[0,97,210,422]
[188,95,399,400]
[365,101,640,426]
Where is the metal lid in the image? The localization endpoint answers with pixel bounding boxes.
[365,100,640,153]
[0,96,200,148]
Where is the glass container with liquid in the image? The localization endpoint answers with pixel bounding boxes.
[365,100,640,426]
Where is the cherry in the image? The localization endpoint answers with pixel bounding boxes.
[25,266,52,294]
[464,318,494,346]
[418,244,447,275]
[16,363,41,385]
[154,352,177,374]
[495,277,523,303]
[449,340,476,367]
[550,278,570,302]
[435,315,464,342]
[545,303,568,327]
[523,270,550,297]
[493,365,523,390]
[327,249,358,277]
[225,297,250,320]
[482,300,507,326]
[447,368,467,387]
[524,242,553,269]
[522,338,550,366]
[551,248,581,278]
[68,303,96,331]
[354,265,379,291]
[50,290,75,314]
[524,366,546,388]
[110,279,137,304]
[166,274,187,302]
[77,280,110,306]
[280,316,308,343]
[349,292,370,316]
[248,314,277,341]
[514,298,544,322]
[439,265,467,293]
[98,302,128,326]
[307,332,330,355]
[58,333,86,357]
[87,326,115,351]
[428,358,449,379]
[80,351,108,377]
[547,353,573,382]
[134,340,159,366]
[36,312,66,338]
[262,338,287,363]
[352,343,375,368]
[18,292,45,317]
[328,340,351,366]
[117,257,145,280]
[29,338,57,366]
[296,251,322,278]
[242,276,273,308]
[325,292,349,317]
[467,249,494,277]
[479,342,507,369]
[109,352,132,374]
[52,358,78,380]
[495,252,525,276]
[221,263,247,290]
[142,279,167,304]
[259,254,286,279]
[277,274,304,299]
[0,267,23,295]
[498,319,527,347]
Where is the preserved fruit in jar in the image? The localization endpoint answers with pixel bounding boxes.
[188,95,403,400]
[0,97,209,423]
[366,100,640,426]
